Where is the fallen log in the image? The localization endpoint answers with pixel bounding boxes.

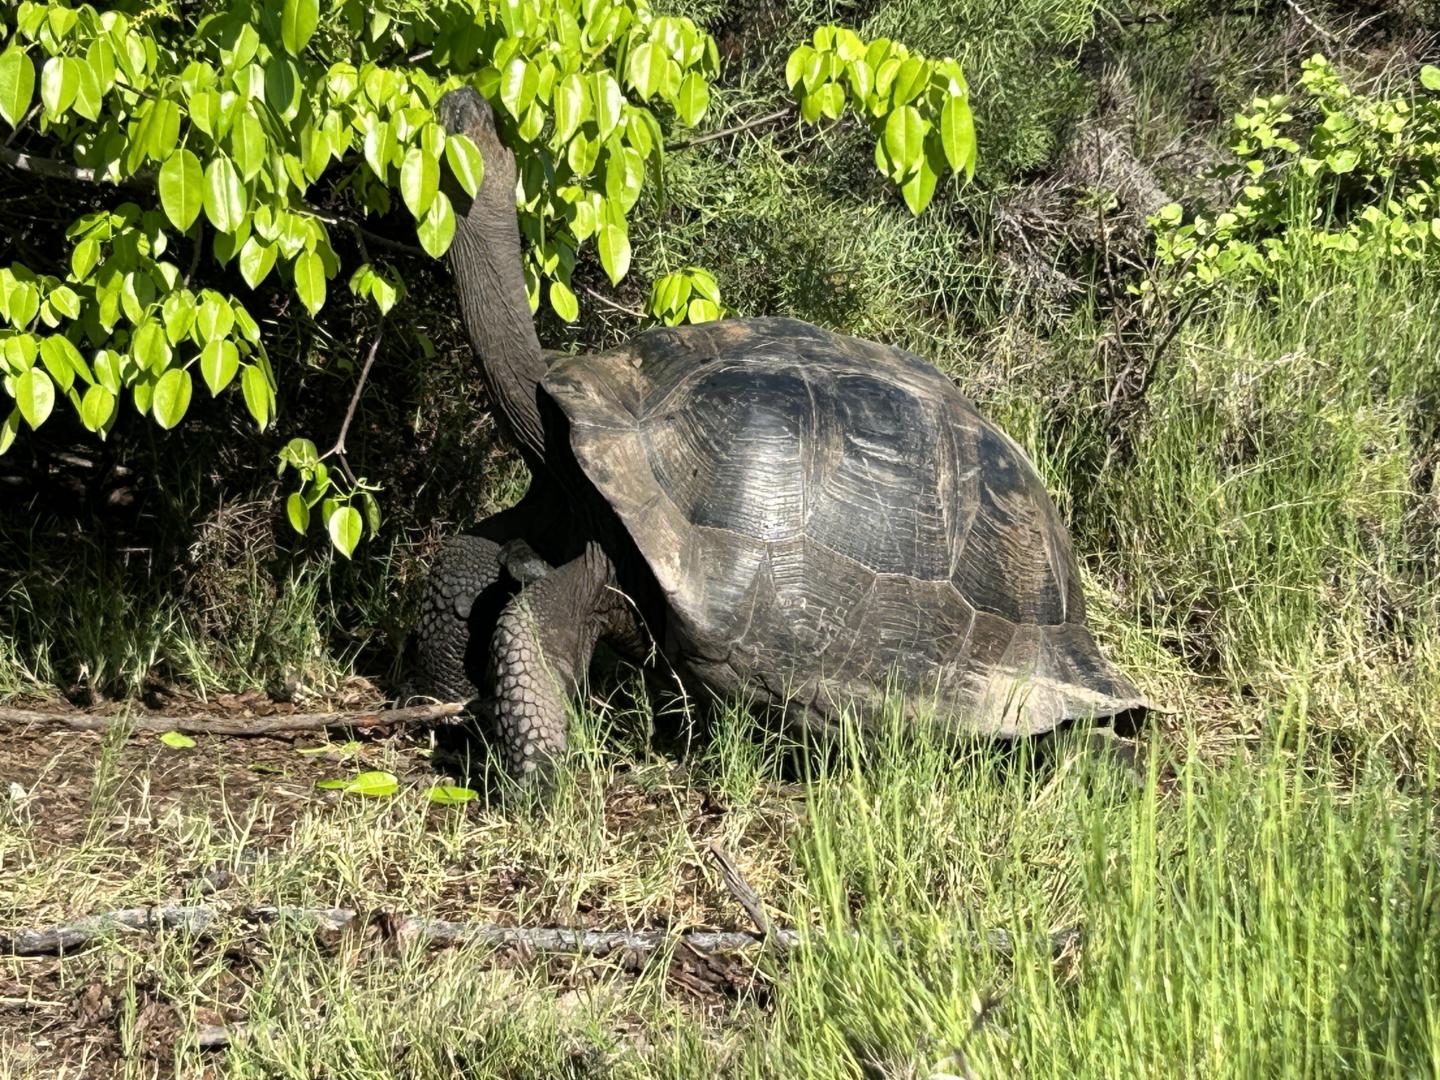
[1,903,1080,960]
[0,700,466,738]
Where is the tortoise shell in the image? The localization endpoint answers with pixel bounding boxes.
[543,317,1144,735]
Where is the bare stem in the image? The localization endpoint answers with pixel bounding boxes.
[322,322,384,486]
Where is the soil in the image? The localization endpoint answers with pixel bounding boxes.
[0,691,789,1076]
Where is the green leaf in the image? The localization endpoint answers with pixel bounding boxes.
[286,491,310,533]
[78,385,116,433]
[197,292,235,341]
[0,409,18,455]
[151,367,192,429]
[133,319,171,372]
[593,71,624,140]
[427,784,478,805]
[40,56,77,118]
[400,146,439,220]
[890,57,928,106]
[293,250,326,315]
[686,297,720,322]
[939,94,975,177]
[71,237,100,281]
[900,154,939,214]
[239,237,277,288]
[281,0,320,55]
[1327,149,1360,174]
[0,45,36,128]
[200,339,239,394]
[159,731,196,749]
[549,279,579,322]
[597,223,631,284]
[203,156,247,234]
[1421,65,1440,92]
[158,149,203,231]
[417,191,455,258]
[230,110,267,181]
[553,73,589,143]
[444,133,484,198]
[327,503,363,557]
[39,335,80,390]
[13,367,54,428]
[320,770,397,796]
[499,58,538,118]
[627,42,661,99]
[884,105,927,175]
[675,72,709,125]
[162,289,197,344]
[362,116,396,180]
[240,362,273,429]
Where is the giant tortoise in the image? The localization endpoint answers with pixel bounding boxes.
[410,88,1146,789]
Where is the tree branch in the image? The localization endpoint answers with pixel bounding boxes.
[322,321,385,485]
[665,107,793,151]
[0,902,1081,959]
[0,700,465,738]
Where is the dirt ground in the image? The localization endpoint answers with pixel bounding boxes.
[0,690,788,1077]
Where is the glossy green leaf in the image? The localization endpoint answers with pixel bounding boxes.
[499,58,538,118]
[0,45,36,128]
[939,94,976,178]
[71,237,100,281]
[1421,65,1440,92]
[159,731,196,749]
[342,770,397,796]
[40,56,77,118]
[78,384,116,433]
[39,335,81,390]
[293,250,326,315]
[553,73,588,143]
[417,191,455,258]
[240,362,272,429]
[444,133,484,198]
[161,290,197,345]
[239,237,277,288]
[281,0,320,55]
[627,42,661,99]
[200,339,239,394]
[14,367,54,428]
[133,319,171,372]
[884,105,927,175]
[230,110,267,181]
[203,156,247,233]
[362,116,395,180]
[549,279,579,321]
[327,504,363,557]
[197,292,235,341]
[286,491,310,533]
[597,223,631,284]
[152,367,192,429]
[593,71,623,139]
[158,149,203,231]
[675,72,709,125]
[427,784,478,805]
[0,409,18,455]
[400,146,439,220]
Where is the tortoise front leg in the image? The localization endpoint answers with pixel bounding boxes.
[489,543,622,792]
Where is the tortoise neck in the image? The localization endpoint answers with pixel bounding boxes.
[447,164,548,463]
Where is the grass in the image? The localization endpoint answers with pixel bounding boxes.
[2,690,1437,1077]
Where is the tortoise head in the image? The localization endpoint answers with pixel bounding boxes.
[436,87,515,217]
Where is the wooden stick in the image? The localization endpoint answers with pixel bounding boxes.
[0,700,466,738]
[1,903,1078,959]
[704,840,774,939]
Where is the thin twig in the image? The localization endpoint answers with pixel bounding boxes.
[0,903,1082,959]
[582,285,645,319]
[322,322,384,485]
[665,107,792,151]
[704,841,774,939]
[0,700,466,738]
[1282,0,1340,44]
